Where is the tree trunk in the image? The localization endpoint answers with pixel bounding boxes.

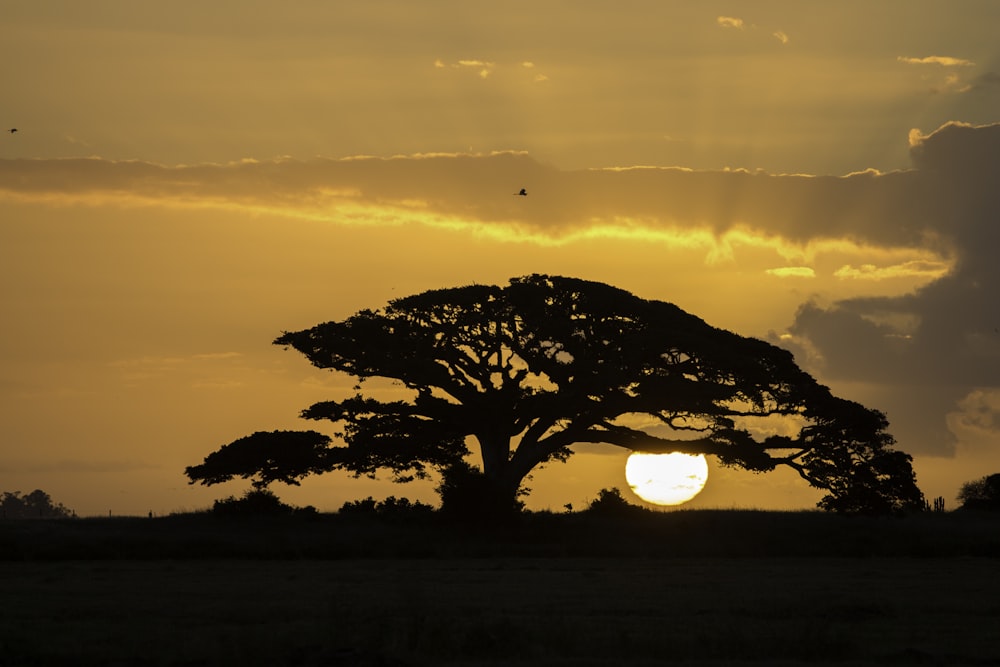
[438,431,523,522]
[477,431,511,480]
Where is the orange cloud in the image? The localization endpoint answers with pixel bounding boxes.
[897,55,975,67]
[434,58,495,78]
[766,267,814,278]
[833,261,950,281]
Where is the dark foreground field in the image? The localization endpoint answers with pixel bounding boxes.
[2,510,999,666]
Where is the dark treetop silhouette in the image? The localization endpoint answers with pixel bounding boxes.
[957,472,1000,511]
[186,275,924,515]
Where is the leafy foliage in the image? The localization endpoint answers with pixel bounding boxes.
[1,489,74,519]
[188,274,924,515]
[186,430,336,489]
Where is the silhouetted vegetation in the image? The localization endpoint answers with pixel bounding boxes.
[3,505,998,561]
[186,430,334,489]
[210,488,317,516]
[957,472,1000,511]
[434,460,526,522]
[925,495,946,512]
[339,495,434,517]
[0,489,73,519]
[585,487,650,516]
[188,275,924,516]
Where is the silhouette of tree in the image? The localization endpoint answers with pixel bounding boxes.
[1,489,73,519]
[186,275,924,515]
[957,473,1000,511]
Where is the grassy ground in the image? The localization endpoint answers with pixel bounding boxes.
[3,509,999,560]
[1,511,998,665]
[3,557,999,666]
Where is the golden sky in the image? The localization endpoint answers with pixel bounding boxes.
[2,1,1000,515]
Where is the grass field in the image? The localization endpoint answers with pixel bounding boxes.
[1,511,999,666]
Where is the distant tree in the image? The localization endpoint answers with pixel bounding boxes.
[0,489,73,519]
[957,473,1000,511]
[186,275,924,516]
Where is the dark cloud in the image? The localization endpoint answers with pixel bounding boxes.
[909,121,1000,176]
[779,121,1000,455]
[969,71,1000,93]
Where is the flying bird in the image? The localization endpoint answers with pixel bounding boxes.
[7,128,16,134]
[514,188,527,196]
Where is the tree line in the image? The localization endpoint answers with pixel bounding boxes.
[1,490,74,519]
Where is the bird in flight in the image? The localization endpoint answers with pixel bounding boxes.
[514,188,527,196]
[7,128,16,134]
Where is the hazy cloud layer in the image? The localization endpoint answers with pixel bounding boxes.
[898,55,975,67]
[3,121,999,460]
[3,122,994,271]
[3,121,996,254]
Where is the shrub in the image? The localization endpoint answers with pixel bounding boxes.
[212,489,295,516]
[435,461,526,522]
[339,495,435,517]
[586,487,648,516]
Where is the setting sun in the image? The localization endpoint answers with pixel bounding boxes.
[625,453,709,506]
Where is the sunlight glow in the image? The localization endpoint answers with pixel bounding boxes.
[625,452,709,506]
[834,260,950,281]
[766,267,816,278]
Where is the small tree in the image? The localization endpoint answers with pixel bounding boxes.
[957,473,1000,511]
[187,275,925,516]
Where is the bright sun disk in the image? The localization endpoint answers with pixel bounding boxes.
[625,452,709,506]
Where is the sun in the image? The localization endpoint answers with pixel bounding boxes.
[625,452,709,506]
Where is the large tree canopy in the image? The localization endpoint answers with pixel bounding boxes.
[187,275,924,514]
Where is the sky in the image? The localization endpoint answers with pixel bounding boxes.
[2,1,1000,516]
